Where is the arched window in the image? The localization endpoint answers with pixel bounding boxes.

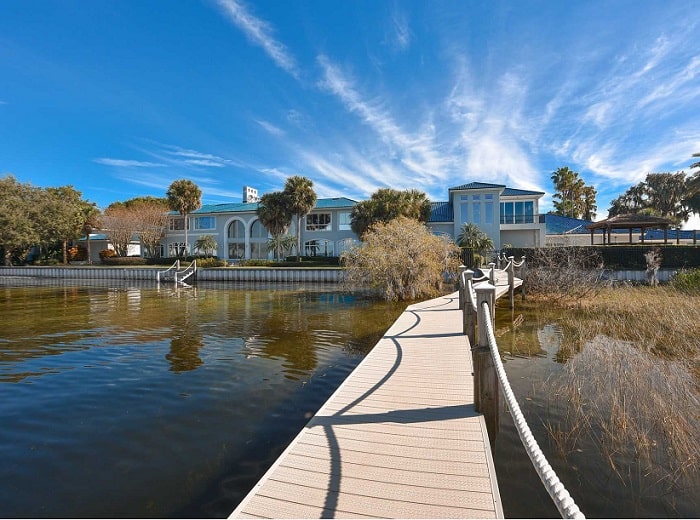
[249,220,269,259]
[227,220,245,259]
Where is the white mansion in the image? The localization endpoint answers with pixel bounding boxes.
[161,182,545,261]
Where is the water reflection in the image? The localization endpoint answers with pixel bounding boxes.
[0,280,404,518]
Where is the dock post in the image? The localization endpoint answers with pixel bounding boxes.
[458,264,467,310]
[462,270,475,343]
[488,262,496,286]
[474,283,499,450]
[520,255,526,301]
[507,256,515,309]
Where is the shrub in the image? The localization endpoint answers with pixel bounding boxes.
[100,256,147,266]
[99,249,116,261]
[521,246,606,303]
[342,216,461,301]
[68,245,88,262]
[672,268,700,293]
[195,257,228,268]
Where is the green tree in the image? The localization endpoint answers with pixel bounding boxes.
[686,154,700,214]
[551,167,597,219]
[194,235,218,257]
[166,179,202,256]
[282,176,316,257]
[350,188,431,238]
[342,216,460,301]
[0,176,40,265]
[257,191,293,260]
[608,172,693,225]
[44,186,89,264]
[80,203,102,264]
[456,223,494,254]
[267,234,296,261]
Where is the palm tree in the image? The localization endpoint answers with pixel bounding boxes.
[80,202,101,264]
[457,222,494,257]
[267,234,296,261]
[257,191,293,260]
[283,176,316,258]
[194,235,217,257]
[166,179,202,257]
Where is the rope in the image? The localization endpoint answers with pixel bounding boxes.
[480,301,585,519]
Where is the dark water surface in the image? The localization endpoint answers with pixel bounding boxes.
[0,280,404,518]
[2,279,697,518]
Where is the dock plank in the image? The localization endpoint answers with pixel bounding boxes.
[231,289,505,519]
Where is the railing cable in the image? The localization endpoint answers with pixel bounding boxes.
[479,300,585,519]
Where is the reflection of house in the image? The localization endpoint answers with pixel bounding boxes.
[161,182,546,260]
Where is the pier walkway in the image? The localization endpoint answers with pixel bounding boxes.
[231,270,518,519]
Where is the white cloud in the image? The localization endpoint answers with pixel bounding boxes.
[94,158,165,168]
[256,119,286,136]
[389,8,410,51]
[214,0,299,78]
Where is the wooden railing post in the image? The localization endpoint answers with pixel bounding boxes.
[488,262,496,286]
[474,283,499,450]
[458,264,467,310]
[462,270,475,343]
[508,256,515,309]
[520,255,526,301]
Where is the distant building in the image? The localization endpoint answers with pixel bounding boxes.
[161,181,546,261]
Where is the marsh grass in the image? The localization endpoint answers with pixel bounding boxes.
[539,286,700,497]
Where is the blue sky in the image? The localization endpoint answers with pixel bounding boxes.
[2,0,699,226]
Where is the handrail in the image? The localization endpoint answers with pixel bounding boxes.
[156,260,179,283]
[479,300,585,519]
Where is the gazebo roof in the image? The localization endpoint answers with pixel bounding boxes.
[586,213,675,231]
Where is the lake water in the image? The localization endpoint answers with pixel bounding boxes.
[1,279,696,518]
[0,279,404,517]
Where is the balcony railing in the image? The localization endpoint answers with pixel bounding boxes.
[499,213,545,225]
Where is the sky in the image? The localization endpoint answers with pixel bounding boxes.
[2,0,699,227]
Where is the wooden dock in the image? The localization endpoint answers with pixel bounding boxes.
[231,282,508,519]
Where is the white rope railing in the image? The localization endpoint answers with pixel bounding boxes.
[479,300,585,519]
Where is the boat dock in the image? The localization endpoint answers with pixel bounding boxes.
[231,287,505,518]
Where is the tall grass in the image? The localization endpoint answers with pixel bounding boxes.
[540,286,700,496]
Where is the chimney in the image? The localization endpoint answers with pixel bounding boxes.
[243,186,260,203]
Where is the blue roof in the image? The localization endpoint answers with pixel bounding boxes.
[502,187,545,197]
[312,197,357,209]
[449,182,505,191]
[545,214,593,234]
[644,229,697,240]
[172,197,357,215]
[428,201,453,222]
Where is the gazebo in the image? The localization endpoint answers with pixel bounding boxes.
[585,214,675,245]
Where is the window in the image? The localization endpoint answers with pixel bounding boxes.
[169,218,185,231]
[249,220,268,259]
[306,213,331,231]
[305,239,333,256]
[168,243,186,257]
[500,201,534,224]
[338,212,352,231]
[472,195,481,224]
[460,195,469,223]
[193,216,215,230]
[485,194,493,224]
[227,220,244,239]
[227,220,245,259]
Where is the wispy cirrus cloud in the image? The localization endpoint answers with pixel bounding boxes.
[214,0,299,78]
[93,158,165,168]
[316,54,449,186]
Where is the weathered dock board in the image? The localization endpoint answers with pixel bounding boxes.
[231,290,504,519]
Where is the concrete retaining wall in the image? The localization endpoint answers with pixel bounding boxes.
[0,266,344,283]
